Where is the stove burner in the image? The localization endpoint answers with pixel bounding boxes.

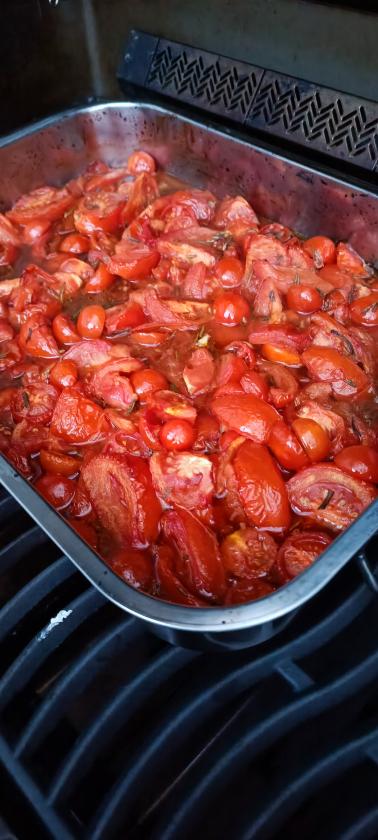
[0,488,377,838]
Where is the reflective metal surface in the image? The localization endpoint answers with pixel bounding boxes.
[0,101,377,648]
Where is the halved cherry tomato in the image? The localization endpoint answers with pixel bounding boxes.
[214,292,250,326]
[40,449,79,476]
[35,473,76,509]
[233,440,291,531]
[77,305,106,339]
[127,150,156,175]
[302,346,369,399]
[7,186,73,226]
[276,530,332,582]
[292,417,331,463]
[287,463,377,531]
[130,368,168,400]
[150,450,214,509]
[161,506,226,601]
[52,313,81,345]
[84,263,116,293]
[349,293,378,327]
[334,445,378,484]
[59,233,89,254]
[262,343,301,366]
[257,360,299,407]
[286,284,322,313]
[221,528,277,579]
[107,241,159,280]
[19,317,59,359]
[155,545,207,606]
[108,547,154,590]
[216,353,247,387]
[240,371,269,401]
[50,359,78,389]
[74,191,123,235]
[268,421,309,471]
[336,242,371,277]
[211,393,279,443]
[160,418,196,451]
[215,256,244,288]
[51,388,103,443]
[11,383,58,424]
[303,236,336,266]
[105,302,145,334]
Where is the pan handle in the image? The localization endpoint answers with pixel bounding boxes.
[355,550,378,595]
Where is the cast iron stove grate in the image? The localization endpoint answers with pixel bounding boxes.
[0,489,377,839]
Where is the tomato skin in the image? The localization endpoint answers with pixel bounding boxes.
[221,528,277,579]
[130,368,168,400]
[107,242,159,280]
[52,314,81,345]
[224,578,275,604]
[160,418,196,451]
[39,449,79,476]
[349,294,378,327]
[262,343,301,366]
[334,445,378,484]
[276,530,332,582]
[161,507,226,602]
[240,371,269,401]
[214,292,250,326]
[336,242,371,277]
[287,284,322,313]
[303,236,336,266]
[154,545,207,606]
[233,440,291,531]
[35,473,76,510]
[74,191,123,235]
[51,388,104,443]
[268,421,309,471]
[19,317,60,359]
[7,186,73,226]
[50,359,78,389]
[302,346,369,399]
[211,393,279,444]
[292,417,331,463]
[287,463,377,531]
[127,150,156,175]
[215,256,244,288]
[84,263,116,294]
[105,302,145,334]
[77,305,106,339]
[70,518,98,550]
[59,233,89,254]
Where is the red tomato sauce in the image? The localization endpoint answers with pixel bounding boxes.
[0,152,377,607]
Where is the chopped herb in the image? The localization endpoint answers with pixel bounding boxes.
[346,378,356,388]
[318,489,334,510]
[330,329,354,355]
[362,301,378,316]
[26,328,32,343]
[22,391,30,408]
[268,290,276,301]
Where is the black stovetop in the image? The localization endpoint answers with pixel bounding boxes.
[0,487,377,840]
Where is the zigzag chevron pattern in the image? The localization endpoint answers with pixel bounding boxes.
[147,46,259,117]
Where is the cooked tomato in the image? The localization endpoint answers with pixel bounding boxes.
[349,294,378,327]
[150,451,214,509]
[221,528,277,579]
[211,393,279,443]
[268,421,309,471]
[108,547,154,590]
[224,578,275,604]
[302,346,369,399]
[232,440,291,531]
[84,262,116,293]
[127,150,156,175]
[155,545,207,606]
[107,241,159,280]
[161,507,226,601]
[215,256,244,288]
[19,316,59,359]
[40,449,79,476]
[240,371,269,401]
[183,348,215,396]
[303,236,336,267]
[59,233,89,254]
[51,389,104,443]
[7,186,73,226]
[214,292,250,326]
[105,302,145,334]
[287,464,376,531]
[11,383,58,424]
[52,314,81,345]
[262,343,302,366]
[35,473,76,509]
[334,445,378,484]
[257,360,299,408]
[292,417,331,463]
[77,305,106,339]
[160,418,196,451]
[286,284,322,313]
[130,368,168,400]
[276,530,332,582]
[50,359,78,389]
[74,191,123,234]
[336,242,371,277]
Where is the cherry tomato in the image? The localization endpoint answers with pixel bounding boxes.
[268,421,309,471]
[215,256,244,288]
[59,233,90,254]
[262,343,302,366]
[211,393,279,443]
[216,353,247,386]
[35,473,76,509]
[286,284,322,313]
[51,388,103,443]
[7,186,73,225]
[11,383,58,424]
[127,150,156,175]
[214,292,250,326]
[349,293,378,327]
[161,507,226,601]
[105,302,145,334]
[74,191,123,234]
[50,359,78,389]
[240,371,269,401]
[40,449,79,476]
[84,263,116,293]
[160,418,196,451]
[334,445,378,484]
[287,463,376,531]
[52,313,81,345]
[221,528,277,579]
[130,368,168,400]
[276,530,333,582]
[303,236,336,266]
[233,440,291,531]
[107,241,159,280]
[19,316,59,359]
[77,305,106,339]
[302,346,369,399]
[292,417,331,463]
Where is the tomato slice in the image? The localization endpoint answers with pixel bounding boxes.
[292,417,331,463]
[74,191,124,234]
[211,393,279,443]
[287,463,377,531]
[248,322,308,352]
[336,242,372,278]
[334,445,378,484]
[161,506,226,601]
[150,451,214,509]
[7,186,73,226]
[276,530,333,582]
[233,440,291,531]
[127,150,156,175]
[302,346,369,399]
[81,452,161,547]
[51,388,104,444]
[11,383,58,424]
[221,528,277,579]
[104,302,145,334]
